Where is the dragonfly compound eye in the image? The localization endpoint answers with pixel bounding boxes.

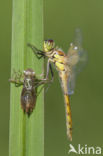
[24,68,35,76]
[44,39,55,52]
[24,70,31,76]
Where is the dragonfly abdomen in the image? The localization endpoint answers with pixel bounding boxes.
[60,71,72,141]
[64,94,72,141]
[21,88,36,115]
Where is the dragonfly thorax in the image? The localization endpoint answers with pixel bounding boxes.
[24,78,33,90]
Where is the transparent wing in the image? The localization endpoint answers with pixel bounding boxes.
[68,71,76,95]
[67,28,87,95]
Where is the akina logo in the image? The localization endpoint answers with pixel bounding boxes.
[68,144,102,155]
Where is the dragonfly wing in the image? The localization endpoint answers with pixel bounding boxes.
[67,43,80,66]
[67,28,87,94]
[67,28,87,69]
[68,70,76,95]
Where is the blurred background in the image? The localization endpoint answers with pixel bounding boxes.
[1,0,103,156]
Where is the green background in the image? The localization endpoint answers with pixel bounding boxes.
[0,0,103,155]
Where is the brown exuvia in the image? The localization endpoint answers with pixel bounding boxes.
[9,68,50,116]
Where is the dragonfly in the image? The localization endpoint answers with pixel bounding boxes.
[9,68,51,116]
[28,29,87,140]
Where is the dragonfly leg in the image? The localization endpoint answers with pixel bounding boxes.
[49,62,54,81]
[37,72,45,78]
[36,78,52,96]
[9,71,24,87]
[46,59,54,81]
[36,84,45,96]
[9,79,24,87]
[27,43,45,59]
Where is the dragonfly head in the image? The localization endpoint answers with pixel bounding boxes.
[24,68,35,78]
[44,39,55,52]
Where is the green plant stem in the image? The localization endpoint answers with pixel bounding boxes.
[9,0,44,156]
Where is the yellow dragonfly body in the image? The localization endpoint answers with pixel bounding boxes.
[28,29,87,141]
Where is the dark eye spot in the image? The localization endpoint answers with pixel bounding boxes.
[45,39,53,43]
[48,39,53,43]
